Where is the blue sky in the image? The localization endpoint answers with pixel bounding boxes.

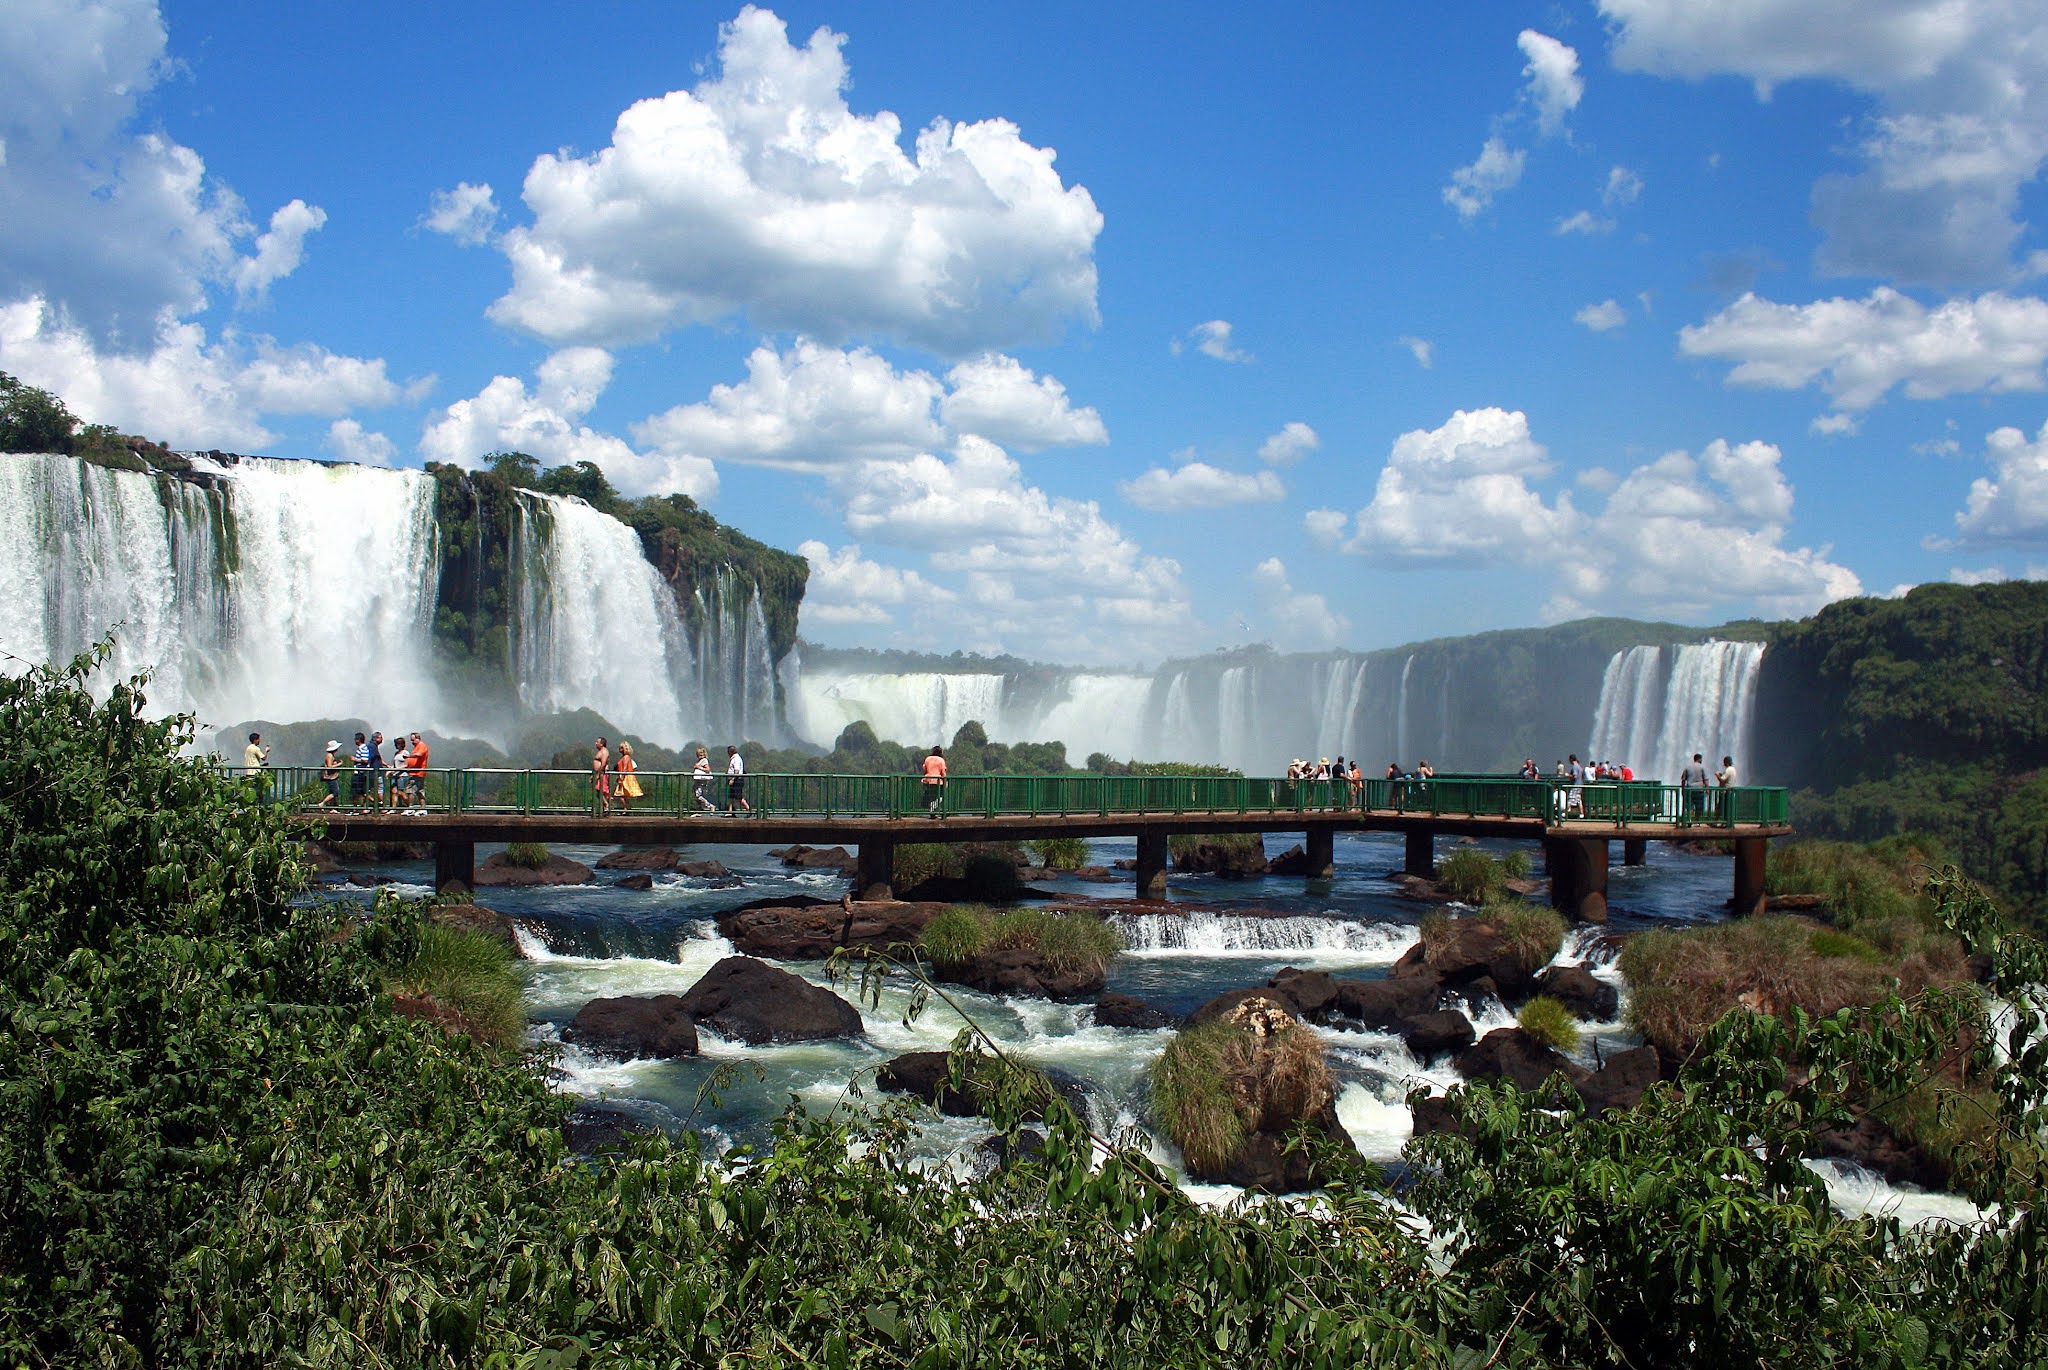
[6,1,2048,664]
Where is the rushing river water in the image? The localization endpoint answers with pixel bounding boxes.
[310,831,1985,1226]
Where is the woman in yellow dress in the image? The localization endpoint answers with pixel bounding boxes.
[615,741,644,812]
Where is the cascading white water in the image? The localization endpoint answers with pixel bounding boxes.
[1108,911,1416,960]
[1586,645,1665,771]
[1585,640,1766,780]
[793,671,1009,748]
[1031,674,1150,760]
[1394,654,1415,763]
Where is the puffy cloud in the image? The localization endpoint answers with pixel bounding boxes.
[1946,420,2048,547]
[1575,299,1628,331]
[838,435,1194,655]
[326,418,396,466]
[1342,408,1574,562]
[1555,210,1615,235]
[0,295,402,449]
[1599,0,2048,285]
[1397,335,1434,368]
[1810,412,1859,436]
[481,6,1101,354]
[1252,557,1347,649]
[634,338,1101,473]
[423,182,499,247]
[1257,421,1320,466]
[937,352,1106,449]
[233,200,327,305]
[636,340,942,473]
[1443,137,1526,219]
[1679,288,2048,412]
[1304,508,1349,548]
[1551,439,1861,619]
[1120,458,1285,512]
[423,347,717,500]
[0,0,325,337]
[794,539,953,625]
[1172,319,1250,363]
[1518,30,1584,137]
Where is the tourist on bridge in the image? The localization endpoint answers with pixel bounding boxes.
[401,732,430,814]
[1347,758,1364,807]
[1565,754,1585,816]
[726,745,751,815]
[350,733,371,809]
[1715,754,1738,825]
[615,741,642,813]
[691,747,717,812]
[922,745,947,818]
[387,734,411,811]
[241,732,270,800]
[593,737,612,815]
[367,732,388,811]
[318,741,341,809]
[1520,758,1539,780]
[1679,752,1711,820]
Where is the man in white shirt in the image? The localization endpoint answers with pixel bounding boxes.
[726,745,751,815]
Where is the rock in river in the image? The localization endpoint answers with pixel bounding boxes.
[677,956,865,1044]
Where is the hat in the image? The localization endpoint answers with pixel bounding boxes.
[326,740,340,750]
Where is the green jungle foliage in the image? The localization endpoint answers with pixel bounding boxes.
[386,920,527,1051]
[1437,847,1508,904]
[1515,996,1581,1054]
[890,842,1027,901]
[12,644,2048,1367]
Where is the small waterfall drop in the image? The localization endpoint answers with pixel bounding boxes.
[1109,911,1417,961]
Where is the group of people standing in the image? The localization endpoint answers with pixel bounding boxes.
[590,737,754,816]
[306,730,430,812]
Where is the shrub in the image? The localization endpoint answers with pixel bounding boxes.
[1150,1005,1334,1176]
[1437,848,1505,904]
[1417,907,1456,964]
[895,842,1027,899]
[893,842,959,890]
[1168,831,1262,867]
[1030,836,1090,870]
[1501,849,1532,880]
[1766,840,1928,933]
[386,922,526,1051]
[1516,996,1581,1054]
[918,906,1123,978]
[1492,902,1566,971]
[503,841,551,869]
[918,905,991,968]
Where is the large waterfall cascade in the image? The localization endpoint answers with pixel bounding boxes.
[1,453,789,748]
[1585,640,1766,781]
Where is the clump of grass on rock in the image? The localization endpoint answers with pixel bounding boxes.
[918,905,1123,979]
[385,921,526,1051]
[1029,836,1090,870]
[503,841,551,870]
[1492,901,1566,972]
[1437,848,1507,905]
[1515,995,1581,1055]
[1150,1000,1335,1176]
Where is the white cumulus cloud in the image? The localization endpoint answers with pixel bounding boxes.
[795,540,953,625]
[1575,299,1628,331]
[1518,30,1585,137]
[1444,136,1527,220]
[0,295,402,449]
[232,200,327,305]
[1555,210,1615,235]
[1258,421,1320,466]
[1604,165,1644,206]
[423,182,499,247]
[937,352,1106,449]
[1121,460,1285,513]
[478,6,1102,354]
[325,419,397,466]
[1947,420,2048,547]
[1342,408,1574,562]
[1252,557,1347,649]
[1397,336,1435,368]
[1679,287,2048,412]
[423,348,717,500]
[1173,319,1251,363]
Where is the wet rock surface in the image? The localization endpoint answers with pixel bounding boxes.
[1092,992,1178,1030]
[473,852,594,886]
[428,902,523,956]
[716,900,948,959]
[562,994,700,1060]
[677,956,865,1044]
[1534,964,1620,1021]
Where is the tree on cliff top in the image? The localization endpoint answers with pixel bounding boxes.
[0,372,79,453]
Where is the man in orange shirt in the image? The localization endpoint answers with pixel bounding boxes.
[921,746,947,818]
[403,732,430,814]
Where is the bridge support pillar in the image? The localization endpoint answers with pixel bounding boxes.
[1545,837,1609,923]
[855,840,895,902]
[434,841,474,896]
[1305,825,1335,881]
[1732,837,1767,917]
[1404,828,1435,877]
[1135,832,1169,901]
[1622,838,1647,867]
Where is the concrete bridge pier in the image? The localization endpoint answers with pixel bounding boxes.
[1135,832,1169,901]
[1404,828,1435,877]
[856,840,895,902]
[1545,836,1609,923]
[1623,838,1647,867]
[1732,837,1767,917]
[435,841,474,895]
[1305,825,1336,881]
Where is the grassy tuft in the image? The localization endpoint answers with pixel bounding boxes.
[503,841,551,870]
[1149,1005,1335,1175]
[1516,996,1581,1054]
[1438,848,1506,905]
[1807,928,1889,964]
[1501,849,1532,881]
[386,923,526,1051]
[918,906,1124,978]
[919,905,992,968]
[1030,836,1091,870]
[1418,908,1456,964]
[1766,840,1930,934]
[1168,832,1263,866]
[1491,902,1567,972]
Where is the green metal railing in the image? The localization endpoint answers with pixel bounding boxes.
[257,765,1788,827]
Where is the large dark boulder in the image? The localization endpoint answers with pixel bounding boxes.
[678,859,735,879]
[1328,974,1443,1029]
[1391,919,1540,1002]
[596,845,681,870]
[561,1103,661,1154]
[616,872,654,891]
[1267,966,1339,1017]
[875,1052,1084,1121]
[1174,837,1268,878]
[1454,1027,1588,1093]
[428,902,523,957]
[561,994,700,1060]
[677,957,865,1044]
[1408,1093,1466,1140]
[769,844,860,875]
[1265,844,1311,876]
[1220,1109,1360,1194]
[717,900,946,960]
[1577,1046,1660,1114]
[1398,1010,1476,1063]
[1184,999,1363,1194]
[473,852,593,886]
[1093,992,1178,1030]
[1535,964,1620,1021]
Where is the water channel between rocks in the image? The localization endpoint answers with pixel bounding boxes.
[307,830,1984,1228]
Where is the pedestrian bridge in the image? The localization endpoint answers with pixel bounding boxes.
[281,768,1790,921]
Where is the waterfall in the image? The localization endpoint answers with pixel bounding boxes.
[793,671,1009,748]
[1394,654,1415,764]
[1586,645,1664,771]
[1108,911,1416,960]
[1033,674,1150,761]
